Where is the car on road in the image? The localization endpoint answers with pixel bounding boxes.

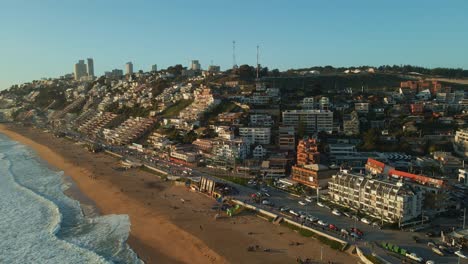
[431,247,444,256]
[350,227,363,236]
[406,253,423,262]
[332,209,342,216]
[307,216,318,222]
[317,202,324,207]
[343,212,351,218]
[298,201,306,206]
[305,196,314,203]
[261,187,268,192]
[317,220,328,226]
[324,205,331,210]
[263,192,271,197]
[289,209,299,216]
[280,207,290,212]
[361,218,371,224]
[340,229,349,235]
[455,251,468,259]
[372,222,382,229]
[262,199,271,205]
[350,232,361,239]
[352,215,359,221]
[328,224,338,231]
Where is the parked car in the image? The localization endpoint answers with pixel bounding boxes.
[372,222,382,229]
[361,218,371,224]
[329,224,338,231]
[280,207,290,212]
[350,232,361,239]
[340,229,349,235]
[305,197,313,203]
[298,201,306,206]
[455,251,468,259]
[343,212,352,218]
[289,209,299,216]
[317,220,328,226]
[350,227,363,236]
[431,247,444,256]
[317,202,324,207]
[262,199,270,205]
[307,215,318,222]
[332,209,342,216]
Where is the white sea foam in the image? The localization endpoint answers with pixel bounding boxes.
[0,134,143,264]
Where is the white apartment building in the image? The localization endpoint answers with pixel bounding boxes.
[282,109,333,134]
[343,111,360,136]
[328,143,357,156]
[459,168,468,185]
[212,138,249,163]
[302,97,315,109]
[328,172,423,223]
[253,145,267,159]
[249,114,274,127]
[454,129,468,158]
[239,127,271,145]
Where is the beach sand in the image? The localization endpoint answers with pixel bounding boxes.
[0,124,356,264]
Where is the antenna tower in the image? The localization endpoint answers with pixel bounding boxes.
[256,45,260,79]
[232,40,237,69]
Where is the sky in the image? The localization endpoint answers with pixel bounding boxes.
[1,0,468,90]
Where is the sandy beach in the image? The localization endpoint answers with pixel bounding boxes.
[0,124,355,264]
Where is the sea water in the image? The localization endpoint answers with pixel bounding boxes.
[0,134,143,264]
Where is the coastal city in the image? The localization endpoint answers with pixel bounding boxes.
[2,1,468,263]
[1,56,468,264]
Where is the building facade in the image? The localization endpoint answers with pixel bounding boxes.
[86,58,94,77]
[454,129,468,158]
[328,172,423,223]
[126,62,133,75]
[282,109,333,134]
[239,127,271,145]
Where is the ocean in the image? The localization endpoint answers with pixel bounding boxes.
[0,134,143,264]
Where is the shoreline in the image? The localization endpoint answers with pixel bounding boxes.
[0,124,356,264]
[0,124,227,264]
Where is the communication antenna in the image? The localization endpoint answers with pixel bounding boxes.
[232,40,237,69]
[256,45,260,79]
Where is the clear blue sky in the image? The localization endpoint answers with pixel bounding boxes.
[1,0,468,90]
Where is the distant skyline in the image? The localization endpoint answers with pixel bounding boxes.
[1,0,468,90]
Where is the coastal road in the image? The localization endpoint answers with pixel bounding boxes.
[60,129,466,263]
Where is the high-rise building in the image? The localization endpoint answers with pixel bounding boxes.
[208,65,220,72]
[125,62,133,75]
[74,60,87,80]
[191,60,201,71]
[282,109,333,134]
[87,58,94,77]
[151,64,158,72]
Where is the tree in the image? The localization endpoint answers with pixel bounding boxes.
[166,64,184,76]
[362,129,378,150]
[238,64,255,80]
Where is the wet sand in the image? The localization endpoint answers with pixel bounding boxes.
[0,124,355,264]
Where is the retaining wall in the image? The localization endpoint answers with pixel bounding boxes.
[232,199,348,247]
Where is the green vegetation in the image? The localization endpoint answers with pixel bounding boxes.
[160,99,193,117]
[202,100,241,122]
[216,175,249,186]
[106,102,151,118]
